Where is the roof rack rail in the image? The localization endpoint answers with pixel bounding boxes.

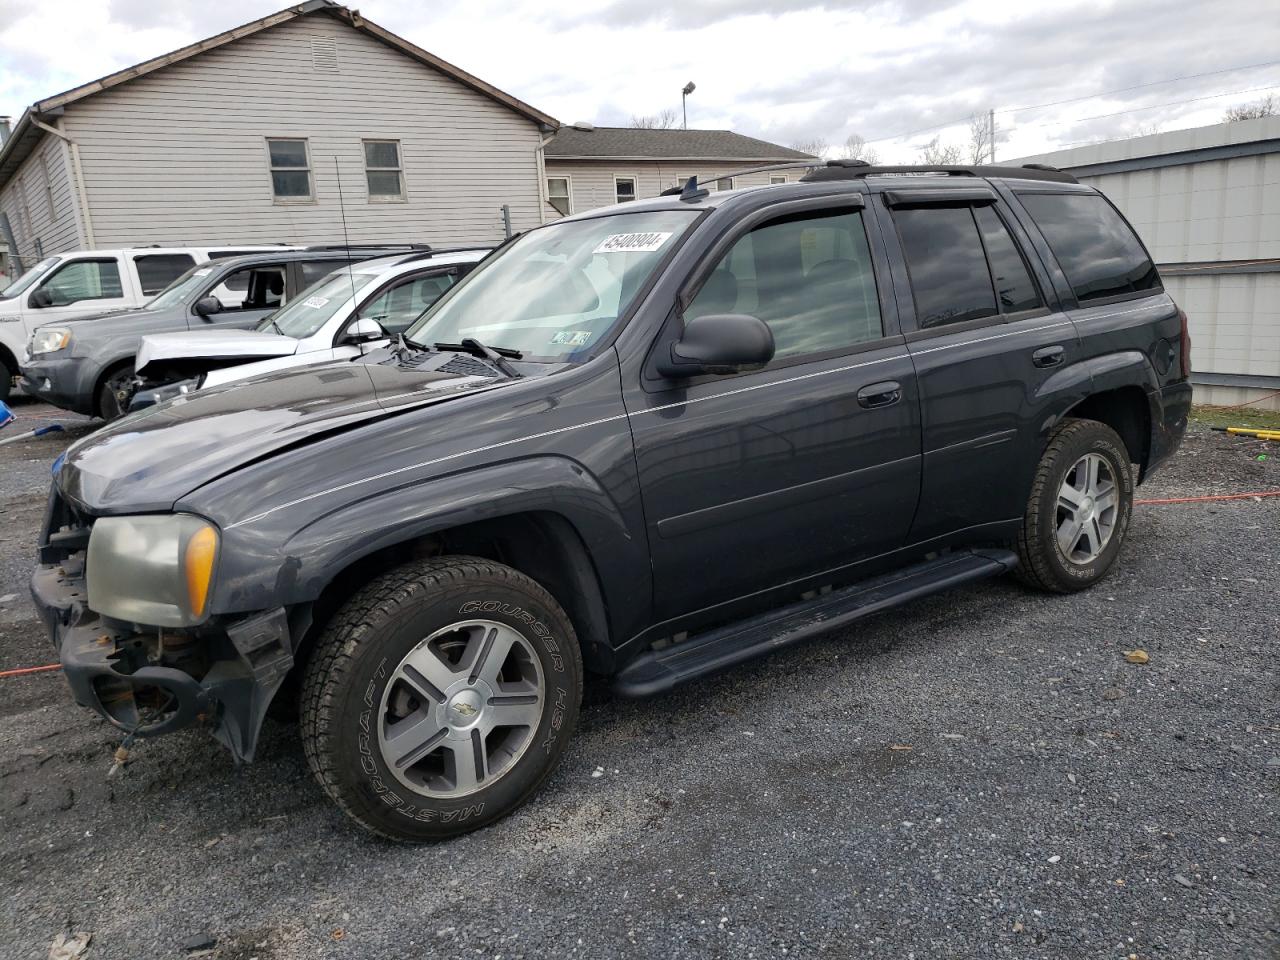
[800,162,1078,185]
[394,244,496,264]
[301,243,433,252]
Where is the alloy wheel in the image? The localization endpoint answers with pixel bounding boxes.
[377,619,545,798]
[1055,452,1118,564]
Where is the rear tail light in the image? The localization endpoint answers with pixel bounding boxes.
[1177,308,1192,379]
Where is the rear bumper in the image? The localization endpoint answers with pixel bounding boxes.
[20,355,96,414]
[1145,379,1193,480]
[30,559,295,762]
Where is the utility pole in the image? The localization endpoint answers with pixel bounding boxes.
[989,108,996,163]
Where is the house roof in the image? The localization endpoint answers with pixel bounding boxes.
[0,0,557,186]
[545,127,816,162]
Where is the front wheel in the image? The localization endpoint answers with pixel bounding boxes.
[300,557,583,841]
[1016,418,1134,593]
[96,364,135,420]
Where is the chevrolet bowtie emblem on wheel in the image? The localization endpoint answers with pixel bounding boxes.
[452,702,479,718]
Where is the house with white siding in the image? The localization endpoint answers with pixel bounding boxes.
[0,0,558,272]
[1019,117,1280,409]
[543,127,815,220]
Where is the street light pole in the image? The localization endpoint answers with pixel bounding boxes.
[682,82,696,129]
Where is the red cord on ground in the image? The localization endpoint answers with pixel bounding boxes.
[1135,489,1280,505]
[0,663,61,678]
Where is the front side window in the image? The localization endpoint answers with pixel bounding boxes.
[893,205,997,328]
[134,253,196,296]
[547,177,571,216]
[360,271,457,334]
[685,208,882,360]
[615,177,636,203]
[407,209,699,361]
[208,265,286,312]
[1019,192,1159,303]
[39,259,123,306]
[267,139,313,201]
[364,140,404,200]
[0,256,59,299]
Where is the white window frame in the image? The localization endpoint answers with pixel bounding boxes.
[770,175,788,184]
[714,176,736,192]
[363,139,406,202]
[266,138,315,204]
[546,175,573,216]
[614,176,637,204]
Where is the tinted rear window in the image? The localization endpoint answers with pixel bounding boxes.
[973,206,1041,314]
[894,205,996,328]
[1019,193,1159,303]
[134,253,196,295]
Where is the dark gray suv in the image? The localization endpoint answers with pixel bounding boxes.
[33,163,1191,841]
[20,246,421,418]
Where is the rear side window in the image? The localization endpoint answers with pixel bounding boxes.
[686,208,882,361]
[134,253,195,295]
[973,207,1041,314]
[1018,193,1159,303]
[301,259,349,287]
[893,206,996,328]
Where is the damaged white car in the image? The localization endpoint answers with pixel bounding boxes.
[131,247,488,408]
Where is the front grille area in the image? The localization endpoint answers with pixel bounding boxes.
[38,483,93,565]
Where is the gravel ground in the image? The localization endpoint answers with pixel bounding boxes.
[1,397,1277,960]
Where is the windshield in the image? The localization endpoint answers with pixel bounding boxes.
[0,257,60,299]
[406,209,699,360]
[259,270,381,338]
[143,263,217,311]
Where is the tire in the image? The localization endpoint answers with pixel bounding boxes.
[1015,418,1134,593]
[300,556,583,841]
[96,364,135,421]
[0,358,11,403]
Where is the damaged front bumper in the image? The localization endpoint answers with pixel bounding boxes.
[31,559,296,762]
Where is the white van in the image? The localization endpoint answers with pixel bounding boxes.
[0,245,294,399]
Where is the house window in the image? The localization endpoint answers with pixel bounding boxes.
[364,140,404,200]
[267,139,313,201]
[547,177,571,216]
[770,175,787,184]
[714,177,735,191]
[615,177,636,203]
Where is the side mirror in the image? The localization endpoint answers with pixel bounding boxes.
[342,317,388,344]
[193,295,222,319]
[657,313,775,378]
[28,287,53,309]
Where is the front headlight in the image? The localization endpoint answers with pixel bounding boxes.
[86,514,220,627]
[30,327,72,356]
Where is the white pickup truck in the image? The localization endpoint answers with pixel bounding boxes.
[0,245,293,400]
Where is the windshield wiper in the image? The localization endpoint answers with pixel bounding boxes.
[434,339,523,378]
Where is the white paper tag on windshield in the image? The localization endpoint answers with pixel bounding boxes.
[594,232,673,254]
[303,295,330,308]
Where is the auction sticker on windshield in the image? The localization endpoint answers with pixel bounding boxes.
[303,296,330,309]
[550,330,592,346]
[593,232,673,254]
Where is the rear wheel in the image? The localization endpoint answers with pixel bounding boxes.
[1016,418,1134,593]
[0,357,12,403]
[300,556,582,841]
[96,364,135,420]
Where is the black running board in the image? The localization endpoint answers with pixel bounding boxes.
[612,548,1018,698]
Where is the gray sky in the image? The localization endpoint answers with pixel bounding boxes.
[2,0,1278,161]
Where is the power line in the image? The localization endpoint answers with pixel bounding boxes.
[863,58,1280,144]
[1020,82,1280,130]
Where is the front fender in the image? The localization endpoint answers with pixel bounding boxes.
[212,456,648,648]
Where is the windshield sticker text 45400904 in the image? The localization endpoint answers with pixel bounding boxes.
[593,232,673,254]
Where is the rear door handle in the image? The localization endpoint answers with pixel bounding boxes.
[1032,345,1065,368]
[857,380,901,409]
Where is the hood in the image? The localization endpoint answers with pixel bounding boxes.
[136,329,299,375]
[58,352,508,514]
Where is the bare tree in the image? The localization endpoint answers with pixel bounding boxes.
[837,133,880,165]
[967,113,993,165]
[790,137,829,159]
[918,135,962,165]
[630,109,679,129]
[1224,94,1276,122]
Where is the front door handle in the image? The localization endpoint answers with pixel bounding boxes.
[1032,345,1065,368]
[857,380,901,409]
